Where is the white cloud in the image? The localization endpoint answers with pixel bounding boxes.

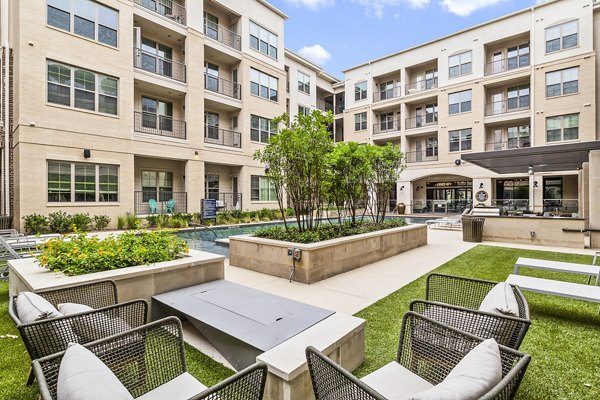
[351,0,430,18]
[406,0,431,8]
[285,0,334,10]
[298,44,332,65]
[439,0,507,17]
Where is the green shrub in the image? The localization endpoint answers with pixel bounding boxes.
[36,230,189,276]
[146,215,159,228]
[93,215,111,230]
[191,212,202,224]
[48,211,73,233]
[173,213,193,223]
[117,215,127,230]
[22,214,49,235]
[71,213,92,231]
[171,217,188,229]
[125,213,141,230]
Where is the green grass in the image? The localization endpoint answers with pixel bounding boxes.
[354,245,600,400]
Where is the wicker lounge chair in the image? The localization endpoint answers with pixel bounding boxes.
[9,280,148,385]
[306,312,531,400]
[32,317,268,400]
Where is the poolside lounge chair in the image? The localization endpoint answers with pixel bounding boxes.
[306,312,530,400]
[148,199,158,214]
[33,317,268,400]
[410,273,531,349]
[426,207,471,230]
[9,280,148,385]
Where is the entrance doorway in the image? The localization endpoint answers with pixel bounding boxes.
[426,180,473,213]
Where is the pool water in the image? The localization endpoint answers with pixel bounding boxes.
[177,217,432,257]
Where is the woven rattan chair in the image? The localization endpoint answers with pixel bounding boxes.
[9,280,148,385]
[409,273,531,349]
[306,312,531,400]
[32,317,268,400]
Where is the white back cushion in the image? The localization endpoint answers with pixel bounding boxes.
[58,302,93,315]
[16,292,61,323]
[479,282,520,317]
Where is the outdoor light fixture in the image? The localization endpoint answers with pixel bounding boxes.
[527,165,534,176]
[534,181,539,188]
[193,151,199,160]
[479,183,484,189]
[83,149,91,158]
[400,186,404,191]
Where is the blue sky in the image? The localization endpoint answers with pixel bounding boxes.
[269,0,541,78]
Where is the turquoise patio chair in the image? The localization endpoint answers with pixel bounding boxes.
[148,199,158,214]
[166,198,176,213]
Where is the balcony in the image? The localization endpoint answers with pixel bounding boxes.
[134,48,186,83]
[484,98,530,116]
[133,0,186,25]
[405,113,438,130]
[404,150,438,163]
[206,192,243,211]
[334,104,345,115]
[373,119,401,135]
[134,191,187,215]
[484,56,530,76]
[204,73,241,100]
[373,86,402,103]
[485,138,530,151]
[204,125,242,148]
[204,18,241,51]
[317,99,334,112]
[405,78,438,95]
[134,111,186,140]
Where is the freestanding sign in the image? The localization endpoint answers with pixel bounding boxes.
[201,199,217,220]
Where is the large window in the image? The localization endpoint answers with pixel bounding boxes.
[355,81,367,101]
[142,170,173,202]
[354,112,367,131]
[250,68,278,102]
[546,114,579,142]
[47,0,118,47]
[249,21,278,59]
[298,105,310,116]
[251,115,277,143]
[507,125,530,149]
[546,67,579,98]
[47,61,118,115]
[507,84,530,110]
[449,51,472,78]
[298,71,310,95]
[426,137,438,157]
[251,176,277,201]
[449,128,472,152]
[48,161,118,202]
[448,89,472,115]
[546,20,578,53]
[507,43,530,69]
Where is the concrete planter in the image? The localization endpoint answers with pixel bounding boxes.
[229,224,427,284]
[8,249,225,307]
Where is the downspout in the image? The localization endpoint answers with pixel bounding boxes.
[1,0,10,216]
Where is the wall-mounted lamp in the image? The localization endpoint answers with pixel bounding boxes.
[534,181,539,188]
[527,165,534,176]
[399,185,405,191]
[83,149,91,159]
[416,185,424,191]
[479,183,484,189]
[193,151,199,160]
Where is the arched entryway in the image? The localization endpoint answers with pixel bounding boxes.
[410,174,473,214]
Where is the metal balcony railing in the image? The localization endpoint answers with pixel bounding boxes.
[205,192,242,211]
[133,47,186,82]
[485,138,531,151]
[316,99,334,112]
[412,199,472,214]
[203,19,241,51]
[484,97,530,116]
[134,111,186,139]
[405,78,438,95]
[405,113,438,130]
[484,55,530,76]
[404,149,438,163]
[373,119,401,134]
[133,0,186,25]
[543,199,579,215]
[491,199,531,213]
[204,73,241,100]
[134,191,187,215]
[334,104,345,115]
[204,125,242,148]
[373,86,402,102]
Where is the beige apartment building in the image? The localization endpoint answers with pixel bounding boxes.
[0,0,341,230]
[341,0,600,217]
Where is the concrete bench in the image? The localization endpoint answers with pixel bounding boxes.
[506,274,600,303]
[514,257,600,285]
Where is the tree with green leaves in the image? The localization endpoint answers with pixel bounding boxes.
[365,143,405,223]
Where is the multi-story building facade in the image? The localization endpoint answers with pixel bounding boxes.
[342,0,599,216]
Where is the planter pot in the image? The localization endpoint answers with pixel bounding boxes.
[229,224,427,284]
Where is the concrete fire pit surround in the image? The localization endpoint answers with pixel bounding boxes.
[229,223,428,284]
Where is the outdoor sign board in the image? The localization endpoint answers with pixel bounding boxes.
[202,199,217,220]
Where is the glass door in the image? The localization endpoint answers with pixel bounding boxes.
[204,112,219,140]
[204,13,219,40]
[205,63,219,92]
[205,174,220,200]
[491,51,502,74]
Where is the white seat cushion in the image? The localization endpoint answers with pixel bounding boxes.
[59,302,137,343]
[58,302,94,315]
[57,343,133,400]
[479,282,520,317]
[361,361,434,400]
[16,291,62,323]
[410,338,503,400]
[136,372,207,400]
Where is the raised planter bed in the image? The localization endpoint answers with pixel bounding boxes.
[229,224,427,284]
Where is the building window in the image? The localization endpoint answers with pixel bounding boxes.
[298,71,310,95]
[298,105,310,116]
[355,81,367,101]
[449,128,472,152]
[48,161,118,202]
[251,175,277,201]
[507,125,530,149]
[249,21,278,59]
[546,20,578,53]
[507,43,530,69]
[47,61,118,115]
[425,68,438,90]
[546,67,579,97]
[142,170,173,202]
[251,115,277,143]
[448,89,472,115]
[47,0,118,47]
[546,114,579,142]
[250,68,278,102]
[426,137,438,157]
[448,51,472,78]
[205,174,219,200]
[142,96,173,132]
[354,112,367,131]
[507,84,530,110]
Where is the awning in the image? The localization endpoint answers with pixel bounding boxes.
[461,141,600,174]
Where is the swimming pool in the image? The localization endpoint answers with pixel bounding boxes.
[177,216,432,257]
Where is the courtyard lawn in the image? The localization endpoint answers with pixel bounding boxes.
[355,245,600,400]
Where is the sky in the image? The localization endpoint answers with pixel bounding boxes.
[268,0,542,78]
